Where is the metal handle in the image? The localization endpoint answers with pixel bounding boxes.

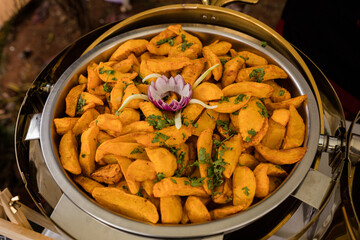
[347,111,360,165]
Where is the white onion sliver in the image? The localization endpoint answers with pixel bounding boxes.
[174,110,182,130]
[192,64,219,89]
[117,94,149,112]
[142,73,162,83]
[189,99,218,109]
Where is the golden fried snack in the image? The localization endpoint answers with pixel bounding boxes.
[146,57,192,73]
[271,108,290,127]
[237,51,268,67]
[210,204,244,220]
[192,82,223,102]
[181,58,206,85]
[72,109,100,136]
[115,156,140,194]
[153,177,209,198]
[95,113,123,134]
[265,95,307,111]
[233,165,256,208]
[265,80,291,102]
[197,128,214,195]
[222,82,274,99]
[222,134,243,178]
[126,159,156,182]
[87,62,103,91]
[92,187,159,223]
[185,196,211,223]
[207,40,232,56]
[139,101,163,118]
[59,131,81,175]
[236,64,288,82]
[261,119,286,149]
[65,84,86,117]
[282,105,305,149]
[160,196,183,224]
[133,125,192,147]
[255,143,307,165]
[212,178,233,204]
[54,117,79,135]
[145,147,177,177]
[110,39,149,61]
[202,46,223,81]
[181,104,204,126]
[221,56,245,87]
[96,141,149,163]
[192,109,219,136]
[210,94,251,113]
[91,163,122,185]
[238,98,267,143]
[79,125,99,176]
[238,153,259,170]
[73,175,104,195]
[117,108,141,125]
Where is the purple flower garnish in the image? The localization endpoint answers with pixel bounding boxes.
[148,75,192,112]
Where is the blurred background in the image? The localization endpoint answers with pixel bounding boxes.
[0,0,359,233]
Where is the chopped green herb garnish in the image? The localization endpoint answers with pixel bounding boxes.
[147,114,175,130]
[256,101,268,118]
[130,147,145,154]
[157,36,176,46]
[234,94,247,104]
[152,132,170,144]
[248,128,257,136]
[154,172,165,183]
[103,82,113,93]
[219,96,230,103]
[242,186,250,196]
[261,41,268,47]
[76,96,86,113]
[279,89,285,96]
[249,68,265,82]
[81,154,86,158]
[170,178,177,184]
[187,177,205,187]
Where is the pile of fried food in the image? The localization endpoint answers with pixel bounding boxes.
[54,24,307,224]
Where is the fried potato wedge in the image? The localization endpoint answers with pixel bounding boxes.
[211,178,233,204]
[261,119,286,149]
[87,62,103,91]
[153,177,208,198]
[185,196,211,223]
[147,28,180,56]
[119,121,154,135]
[181,103,204,125]
[222,134,243,178]
[65,84,86,117]
[238,98,267,143]
[254,143,307,165]
[265,95,307,111]
[265,80,291,102]
[181,58,206,85]
[139,101,163,118]
[116,107,141,125]
[253,163,270,198]
[160,196,183,224]
[271,108,290,127]
[121,84,143,109]
[236,64,288,82]
[96,141,149,163]
[146,57,192,73]
[207,40,232,56]
[115,156,140,194]
[59,131,81,175]
[202,46,223,81]
[192,82,223,102]
[95,113,123,134]
[134,125,192,147]
[91,163,123,185]
[192,109,219,136]
[221,56,245,87]
[79,125,99,176]
[145,147,177,177]
[92,187,159,223]
[237,51,268,67]
[54,117,79,135]
[126,159,156,182]
[222,82,274,99]
[110,39,149,61]
[243,117,268,149]
[109,81,124,111]
[238,153,259,170]
[72,109,100,136]
[232,166,256,208]
[73,175,104,195]
[80,92,104,106]
[197,128,214,195]
[210,94,251,113]
[282,105,305,149]
[210,204,244,220]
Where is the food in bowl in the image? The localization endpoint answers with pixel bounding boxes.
[53,24,307,224]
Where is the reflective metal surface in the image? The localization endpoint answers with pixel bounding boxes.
[40,23,319,239]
